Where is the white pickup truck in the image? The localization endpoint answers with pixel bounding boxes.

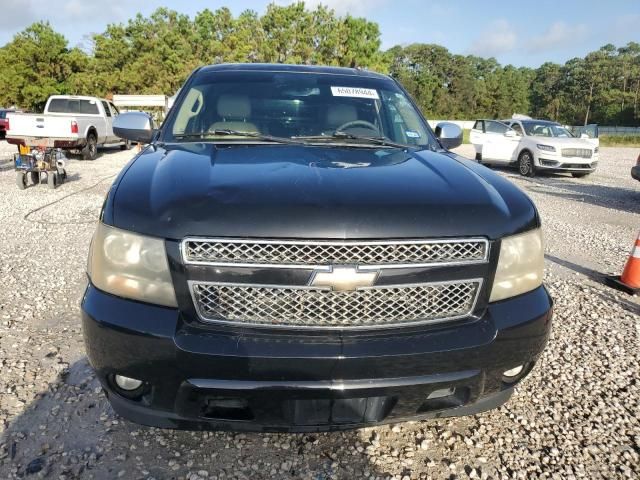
[6,95,128,160]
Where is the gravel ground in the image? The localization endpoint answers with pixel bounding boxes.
[0,142,638,479]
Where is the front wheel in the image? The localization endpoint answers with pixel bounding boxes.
[16,172,26,190]
[518,151,536,177]
[82,134,98,160]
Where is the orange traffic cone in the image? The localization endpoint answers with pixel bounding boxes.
[605,231,640,294]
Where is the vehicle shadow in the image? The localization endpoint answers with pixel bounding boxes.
[0,158,15,172]
[487,166,640,215]
[544,254,639,314]
[526,181,640,215]
[61,172,81,184]
[64,145,124,161]
[0,359,400,479]
[545,254,605,282]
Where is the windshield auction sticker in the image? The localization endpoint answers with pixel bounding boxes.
[331,86,380,100]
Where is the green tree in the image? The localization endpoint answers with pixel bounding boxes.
[1,7,639,126]
[0,22,88,110]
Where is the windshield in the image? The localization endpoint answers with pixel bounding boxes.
[522,121,574,138]
[162,70,435,149]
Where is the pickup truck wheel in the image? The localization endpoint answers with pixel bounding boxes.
[82,134,98,160]
[30,171,40,185]
[16,172,27,190]
[47,172,56,189]
[518,151,536,177]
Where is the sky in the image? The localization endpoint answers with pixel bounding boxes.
[1,0,639,67]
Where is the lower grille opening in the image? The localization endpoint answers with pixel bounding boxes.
[417,387,470,413]
[202,397,254,421]
[282,396,396,425]
[539,158,560,167]
[560,163,591,169]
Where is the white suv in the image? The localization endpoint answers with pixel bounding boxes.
[470,119,599,177]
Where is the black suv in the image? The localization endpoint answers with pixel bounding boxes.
[82,64,553,431]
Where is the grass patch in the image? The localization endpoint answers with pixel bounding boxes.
[599,135,640,147]
[462,129,471,144]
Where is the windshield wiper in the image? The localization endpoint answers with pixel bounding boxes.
[172,129,307,145]
[294,131,409,149]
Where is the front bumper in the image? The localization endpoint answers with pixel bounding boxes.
[82,283,553,432]
[537,155,597,172]
[6,136,83,149]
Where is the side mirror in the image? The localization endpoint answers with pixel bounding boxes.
[504,129,516,138]
[435,122,463,150]
[113,112,156,144]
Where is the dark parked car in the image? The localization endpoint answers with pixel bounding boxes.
[82,64,553,432]
[633,153,640,181]
[0,109,20,139]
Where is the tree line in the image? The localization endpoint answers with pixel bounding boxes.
[0,2,638,126]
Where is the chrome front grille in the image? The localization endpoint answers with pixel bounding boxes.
[190,280,482,329]
[182,238,488,269]
[561,148,592,158]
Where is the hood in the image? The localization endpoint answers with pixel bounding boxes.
[104,143,538,240]
[531,136,597,149]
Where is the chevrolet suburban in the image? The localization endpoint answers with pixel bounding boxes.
[81,64,553,431]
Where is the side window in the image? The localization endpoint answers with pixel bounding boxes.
[80,100,100,115]
[109,103,119,115]
[47,99,67,112]
[473,120,484,132]
[485,121,508,135]
[511,123,523,136]
[380,91,429,146]
[173,87,205,134]
[48,99,79,113]
[101,101,112,117]
[68,100,80,113]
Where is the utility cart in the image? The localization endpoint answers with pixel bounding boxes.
[14,145,67,190]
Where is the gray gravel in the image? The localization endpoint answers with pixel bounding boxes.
[0,142,638,479]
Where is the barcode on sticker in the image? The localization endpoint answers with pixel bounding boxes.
[331,86,379,100]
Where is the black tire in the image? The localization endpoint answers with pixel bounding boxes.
[82,134,98,160]
[518,151,536,177]
[475,152,483,163]
[571,172,590,178]
[120,140,131,150]
[16,172,26,190]
[30,171,40,185]
[47,172,56,189]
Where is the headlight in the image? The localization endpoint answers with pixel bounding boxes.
[87,222,177,307]
[490,228,544,302]
[536,144,556,152]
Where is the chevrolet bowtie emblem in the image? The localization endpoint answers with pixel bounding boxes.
[309,266,378,291]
